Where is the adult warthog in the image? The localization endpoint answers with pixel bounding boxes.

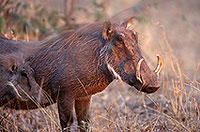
[19,17,161,131]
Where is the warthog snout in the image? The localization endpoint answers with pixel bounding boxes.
[134,55,163,93]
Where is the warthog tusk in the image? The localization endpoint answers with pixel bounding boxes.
[7,82,22,98]
[154,54,163,76]
[136,58,144,83]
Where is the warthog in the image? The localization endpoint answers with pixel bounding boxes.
[15,17,161,131]
[2,17,162,131]
[0,53,46,107]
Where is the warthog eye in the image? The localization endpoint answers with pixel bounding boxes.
[20,70,27,77]
[116,35,124,44]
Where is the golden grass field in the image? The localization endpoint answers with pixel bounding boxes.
[0,0,200,131]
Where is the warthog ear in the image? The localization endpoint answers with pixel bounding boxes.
[102,21,113,41]
[121,17,134,29]
[8,58,18,73]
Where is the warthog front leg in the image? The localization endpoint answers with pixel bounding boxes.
[75,96,91,132]
[57,95,74,132]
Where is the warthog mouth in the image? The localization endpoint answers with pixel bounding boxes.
[6,81,47,106]
[7,81,23,99]
[6,81,33,101]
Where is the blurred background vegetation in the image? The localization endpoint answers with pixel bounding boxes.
[0,0,112,40]
[0,0,68,40]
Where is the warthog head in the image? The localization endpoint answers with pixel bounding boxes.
[101,17,162,93]
[0,54,46,106]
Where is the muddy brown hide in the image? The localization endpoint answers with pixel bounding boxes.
[17,18,161,131]
[0,53,47,107]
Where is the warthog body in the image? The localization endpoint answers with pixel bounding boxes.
[22,17,162,131]
[0,53,46,107]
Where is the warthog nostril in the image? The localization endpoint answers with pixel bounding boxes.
[144,87,159,93]
[140,83,160,93]
[146,87,153,93]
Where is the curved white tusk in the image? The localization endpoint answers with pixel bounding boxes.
[154,54,163,76]
[136,58,144,83]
